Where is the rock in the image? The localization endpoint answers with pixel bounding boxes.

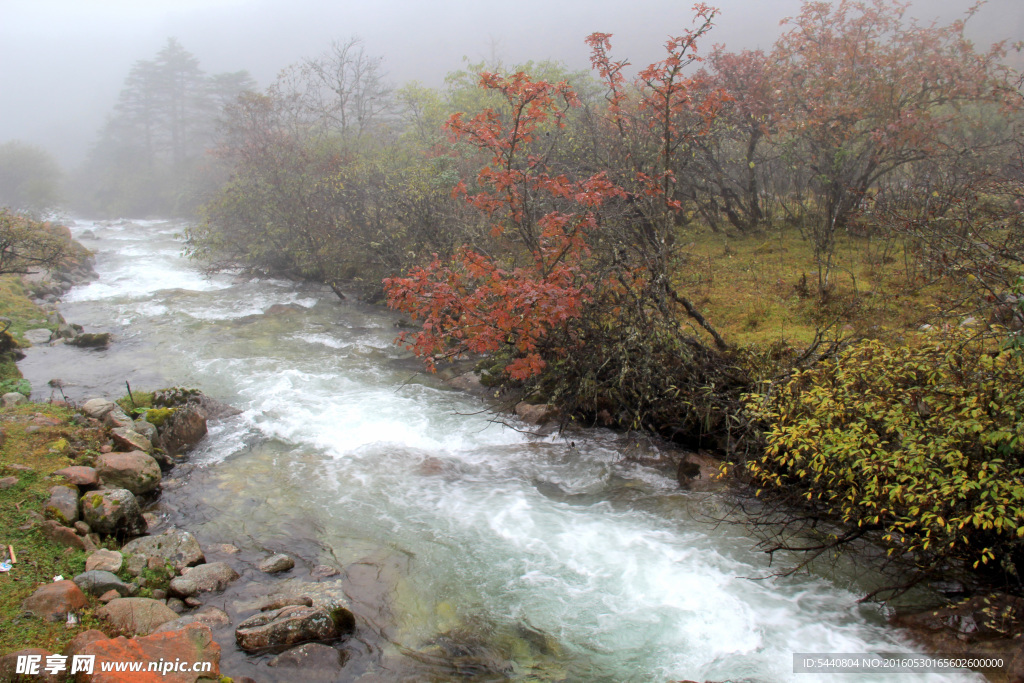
[676,451,725,492]
[514,402,559,425]
[21,580,88,621]
[235,605,353,652]
[259,595,313,612]
[96,451,161,495]
[81,398,116,419]
[2,392,28,407]
[209,543,239,555]
[23,328,53,344]
[53,465,99,488]
[446,371,487,396]
[184,597,202,608]
[78,623,220,682]
[160,404,208,455]
[97,597,179,636]
[75,521,91,535]
[86,549,123,573]
[105,408,135,429]
[894,594,1024,640]
[98,590,120,603]
[311,565,339,579]
[80,489,147,536]
[265,303,306,315]
[0,475,18,490]
[122,530,205,575]
[132,418,158,442]
[44,485,80,525]
[268,642,346,672]
[63,629,109,657]
[142,512,161,530]
[69,332,111,348]
[153,607,230,634]
[40,520,86,550]
[151,589,167,600]
[168,562,238,598]
[0,648,62,683]
[167,598,185,614]
[74,570,135,598]
[110,428,153,454]
[258,553,295,574]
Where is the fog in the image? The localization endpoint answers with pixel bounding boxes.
[1,0,1021,167]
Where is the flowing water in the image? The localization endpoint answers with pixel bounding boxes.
[21,219,978,682]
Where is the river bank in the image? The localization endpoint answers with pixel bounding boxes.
[3,217,1014,682]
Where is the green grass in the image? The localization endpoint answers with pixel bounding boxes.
[0,403,107,655]
[0,275,52,346]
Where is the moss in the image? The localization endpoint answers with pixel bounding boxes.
[144,407,175,428]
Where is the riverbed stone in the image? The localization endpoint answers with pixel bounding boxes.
[80,489,147,536]
[81,398,116,419]
[69,332,111,348]
[40,520,86,550]
[153,606,231,634]
[2,392,27,407]
[74,570,135,598]
[258,553,295,574]
[268,642,347,673]
[514,402,559,425]
[122,529,205,575]
[110,427,153,453]
[53,465,99,488]
[160,404,208,455]
[22,580,88,621]
[23,328,53,344]
[44,485,80,525]
[97,597,179,636]
[105,408,134,429]
[96,451,161,495]
[260,595,313,612]
[78,623,221,682]
[132,418,158,442]
[234,605,350,652]
[168,562,238,598]
[86,549,123,573]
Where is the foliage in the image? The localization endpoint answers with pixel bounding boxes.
[0,209,70,276]
[0,377,31,396]
[0,141,62,217]
[744,329,1024,593]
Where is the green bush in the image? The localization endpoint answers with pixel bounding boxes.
[745,329,1024,577]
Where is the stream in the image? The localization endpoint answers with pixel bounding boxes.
[20,218,977,682]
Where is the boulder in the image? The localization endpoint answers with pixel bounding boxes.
[77,623,220,683]
[86,549,123,573]
[81,398,116,419]
[2,392,28,407]
[73,570,135,598]
[514,402,559,425]
[153,607,230,634]
[105,408,135,429]
[69,332,111,348]
[168,562,238,598]
[259,595,313,612]
[96,452,161,495]
[40,520,86,550]
[75,521,91,535]
[132,419,157,442]
[62,629,109,657]
[96,597,179,636]
[0,648,62,683]
[21,580,88,621]
[0,475,17,490]
[257,553,295,574]
[44,485,80,525]
[23,328,53,344]
[80,489,147,536]
[110,428,152,453]
[160,405,207,455]
[53,466,99,488]
[122,530,205,575]
[234,605,351,652]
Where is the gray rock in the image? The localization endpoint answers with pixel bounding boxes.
[258,553,295,574]
[73,570,134,597]
[166,598,185,614]
[96,451,161,495]
[105,409,135,430]
[2,392,27,407]
[0,475,19,490]
[80,489,147,536]
[86,549,123,573]
[122,529,205,575]
[268,643,346,672]
[153,606,230,634]
[81,398,116,419]
[96,598,178,636]
[133,419,158,442]
[110,427,153,453]
[74,521,91,535]
[169,562,239,598]
[44,485,80,525]
[235,605,353,652]
[23,328,53,344]
[160,404,208,455]
[53,466,99,488]
[514,402,559,425]
[260,595,313,612]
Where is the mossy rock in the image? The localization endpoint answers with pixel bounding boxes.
[144,408,175,428]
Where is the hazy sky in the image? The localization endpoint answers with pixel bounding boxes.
[2,0,1021,167]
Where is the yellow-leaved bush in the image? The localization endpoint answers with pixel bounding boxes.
[744,330,1024,573]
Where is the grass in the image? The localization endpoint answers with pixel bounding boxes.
[679,225,953,348]
[0,403,108,655]
[0,275,54,346]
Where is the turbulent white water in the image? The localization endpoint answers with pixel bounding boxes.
[26,219,979,682]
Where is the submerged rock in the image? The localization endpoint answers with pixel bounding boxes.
[69,332,111,348]
[258,553,295,574]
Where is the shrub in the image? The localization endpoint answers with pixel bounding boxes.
[745,329,1024,584]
